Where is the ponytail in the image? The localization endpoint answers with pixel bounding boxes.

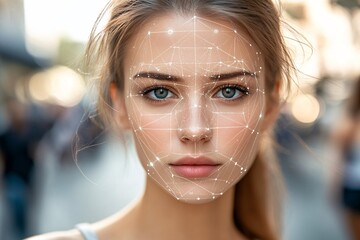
[234,137,283,240]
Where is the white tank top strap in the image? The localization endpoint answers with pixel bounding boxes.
[76,223,99,240]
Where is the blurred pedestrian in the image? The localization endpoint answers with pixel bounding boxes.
[0,97,52,239]
[0,97,35,239]
[333,76,360,240]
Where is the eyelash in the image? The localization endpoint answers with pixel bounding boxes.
[212,84,250,101]
[140,85,177,103]
[140,84,250,102]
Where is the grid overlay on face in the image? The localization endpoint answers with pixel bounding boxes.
[121,16,265,203]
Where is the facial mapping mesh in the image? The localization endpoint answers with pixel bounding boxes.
[119,15,265,203]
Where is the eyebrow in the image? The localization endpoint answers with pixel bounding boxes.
[132,70,256,81]
[209,70,257,81]
[133,72,179,81]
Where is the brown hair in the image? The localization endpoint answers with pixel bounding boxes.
[85,0,294,239]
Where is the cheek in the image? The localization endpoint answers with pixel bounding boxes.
[211,109,263,185]
[128,104,173,159]
[213,110,262,159]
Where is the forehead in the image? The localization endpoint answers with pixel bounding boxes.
[125,14,262,75]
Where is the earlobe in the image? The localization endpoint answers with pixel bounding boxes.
[109,82,131,130]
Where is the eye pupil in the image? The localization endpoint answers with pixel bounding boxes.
[154,88,168,99]
[222,87,236,98]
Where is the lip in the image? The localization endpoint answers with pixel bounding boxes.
[169,157,221,178]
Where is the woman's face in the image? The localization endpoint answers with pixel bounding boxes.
[121,14,268,203]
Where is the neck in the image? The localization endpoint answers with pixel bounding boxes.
[133,177,246,240]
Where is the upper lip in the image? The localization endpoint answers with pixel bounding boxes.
[169,156,221,166]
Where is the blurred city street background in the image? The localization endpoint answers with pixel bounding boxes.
[0,0,360,239]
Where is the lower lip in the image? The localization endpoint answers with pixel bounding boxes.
[170,165,220,178]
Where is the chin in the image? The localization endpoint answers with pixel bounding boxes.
[173,195,221,204]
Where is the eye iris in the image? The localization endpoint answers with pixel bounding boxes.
[222,87,236,98]
[154,88,168,99]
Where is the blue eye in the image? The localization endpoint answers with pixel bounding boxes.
[215,85,248,100]
[143,87,174,100]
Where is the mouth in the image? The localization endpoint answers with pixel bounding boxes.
[169,157,221,178]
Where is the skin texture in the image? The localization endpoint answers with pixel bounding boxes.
[119,14,266,204]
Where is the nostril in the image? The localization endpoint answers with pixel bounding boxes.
[180,135,189,142]
[179,128,212,142]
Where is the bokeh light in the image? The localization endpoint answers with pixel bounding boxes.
[29,66,85,107]
[291,94,321,124]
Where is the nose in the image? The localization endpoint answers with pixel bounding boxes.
[177,102,213,143]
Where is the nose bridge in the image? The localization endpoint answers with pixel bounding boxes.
[186,87,206,124]
[176,91,212,142]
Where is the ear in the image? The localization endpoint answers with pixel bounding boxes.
[109,82,131,130]
[260,80,281,132]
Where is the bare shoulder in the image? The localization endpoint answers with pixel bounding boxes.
[25,229,83,240]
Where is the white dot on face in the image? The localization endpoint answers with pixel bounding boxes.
[150,162,154,167]
[147,31,151,35]
[197,197,200,200]
[213,29,219,34]
[167,29,174,35]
